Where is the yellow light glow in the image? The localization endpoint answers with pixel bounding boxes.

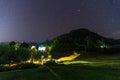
[3,64,17,67]
[57,52,80,63]
[26,59,42,64]
[31,46,36,49]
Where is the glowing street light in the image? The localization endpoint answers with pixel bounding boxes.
[31,46,36,49]
[38,46,46,51]
[100,45,104,48]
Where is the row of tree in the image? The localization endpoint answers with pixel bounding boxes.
[0,42,42,65]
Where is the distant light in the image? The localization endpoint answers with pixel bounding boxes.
[100,46,104,48]
[77,9,81,12]
[38,46,46,51]
[31,46,36,49]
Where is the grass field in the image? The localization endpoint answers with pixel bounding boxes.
[0,59,120,80]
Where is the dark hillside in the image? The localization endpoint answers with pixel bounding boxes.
[48,28,114,58]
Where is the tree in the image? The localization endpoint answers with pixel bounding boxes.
[9,41,19,50]
[0,42,31,65]
[0,43,16,65]
[30,47,41,62]
[5,46,17,65]
[20,42,30,48]
[16,47,31,63]
[96,39,106,48]
[84,36,97,51]
[0,43,9,64]
[9,41,16,46]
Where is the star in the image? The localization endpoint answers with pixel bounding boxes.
[77,9,81,12]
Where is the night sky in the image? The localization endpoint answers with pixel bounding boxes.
[0,0,120,42]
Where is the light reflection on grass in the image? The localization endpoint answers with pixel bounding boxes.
[63,61,92,65]
[62,60,120,69]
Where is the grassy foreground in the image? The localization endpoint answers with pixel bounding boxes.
[0,60,120,80]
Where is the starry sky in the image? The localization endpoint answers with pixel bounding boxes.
[0,0,120,42]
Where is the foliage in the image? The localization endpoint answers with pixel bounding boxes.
[0,42,31,65]
[30,48,41,62]
[0,43,10,64]
[49,28,112,57]
[9,41,16,46]
[0,43,17,65]
[96,39,106,48]
[16,47,31,63]
[20,42,30,48]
